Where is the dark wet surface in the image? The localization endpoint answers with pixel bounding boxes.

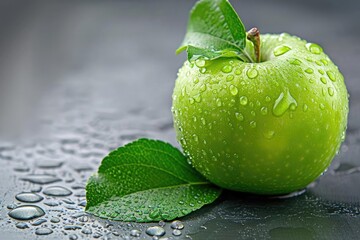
[0,0,359,239]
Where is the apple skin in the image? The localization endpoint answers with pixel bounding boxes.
[172,33,349,195]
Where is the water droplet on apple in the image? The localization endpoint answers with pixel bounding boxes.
[263,130,275,139]
[199,68,207,74]
[250,121,257,128]
[240,96,248,106]
[321,59,329,65]
[328,87,334,96]
[265,96,271,102]
[320,77,327,84]
[189,98,195,104]
[229,85,238,95]
[246,68,258,79]
[194,94,201,103]
[235,68,242,75]
[222,65,232,73]
[306,43,323,54]
[195,59,206,68]
[272,90,298,116]
[261,107,268,115]
[315,60,323,66]
[326,71,336,81]
[226,75,234,81]
[309,79,314,83]
[201,118,206,125]
[304,68,313,74]
[318,69,325,75]
[235,112,244,121]
[193,78,199,84]
[273,45,291,56]
[216,99,222,107]
[199,84,206,92]
[319,103,325,110]
[288,58,302,65]
[303,104,308,112]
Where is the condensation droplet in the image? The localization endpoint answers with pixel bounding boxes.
[328,87,334,96]
[250,121,257,128]
[273,45,291,56]
[306,43,323,54]
[216,99,222,107]
[273,90,297,116]
[146,226,165,237]
[195,59,206,68]
[261,107,268,115]
[35,227,53,235]
[15,192,44,203]
[235,112,244,121]
[326,71,336,81]
[304,68,314,74]
[43,186,72,197]
[240,96,248,106]
[8,205,45,220]
[229,85,238,95]
[222,65,232,73]
[289,58,302,65]
[303,104,308,112]
[320,77,327,84]
[246,68,258,79]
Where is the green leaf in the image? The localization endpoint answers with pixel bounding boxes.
[177,0,250,62]
[85,138,222,222]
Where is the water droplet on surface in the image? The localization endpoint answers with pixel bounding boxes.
[265,96,271,102]
[216,99,222,107]
[171,220,184,230]
[8,205,45,220]
[263,130,275,139]
[318,69,324,75]
[199,68,206,74]
[35,227,53,235]
[328,87,334,96]
[15,222,29,229]
[306,43,323,54]
[273,45,291,56]
[189,98,195,104]
[81,228,92,235]
[43,186,72,196]
[250,121,257,128]
[15,192,44,203]
[193,78,199,84]
[130,229,141,237]
[273,90,298,116]
[240,96,248,106]
[246,68,258,79]
[229,85,238,95]
[21,174,61,184]
[69,234,78,240]
[32,218,47,226]
[172,229,182,236]
[304,68,313,74]
[321,59,329,65]
[319,103,325,110]
[50,217,60,223]
[320,77,327,84]
[221,65,232,73]
[326,71,336,81]
[146,226,165,236]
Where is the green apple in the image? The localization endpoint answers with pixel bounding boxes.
[172,0,349,195]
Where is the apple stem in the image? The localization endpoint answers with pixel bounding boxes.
[247,28,261,63]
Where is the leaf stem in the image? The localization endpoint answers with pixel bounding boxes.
[247,27,261,63]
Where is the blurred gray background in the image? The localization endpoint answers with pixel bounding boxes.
[0,0,359,239]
